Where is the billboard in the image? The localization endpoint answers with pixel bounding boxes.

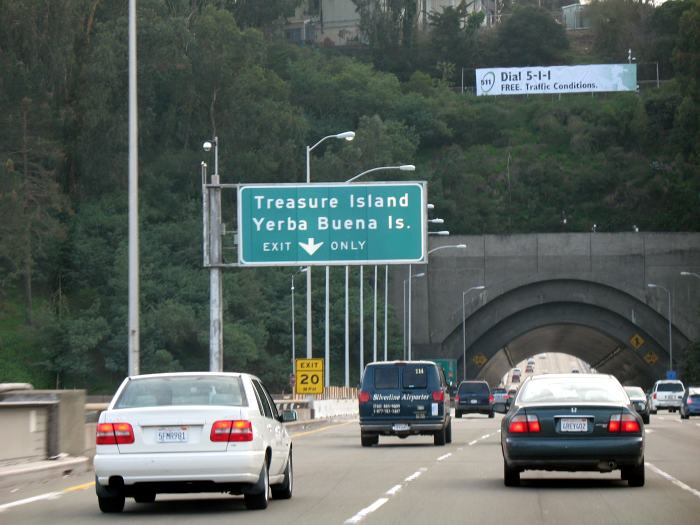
[476,64,637,96]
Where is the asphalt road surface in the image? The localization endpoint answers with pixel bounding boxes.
[2,413,699,525]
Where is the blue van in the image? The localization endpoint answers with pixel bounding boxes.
[358,361,452,447]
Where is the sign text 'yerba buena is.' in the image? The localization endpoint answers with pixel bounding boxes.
[237,182,426,266]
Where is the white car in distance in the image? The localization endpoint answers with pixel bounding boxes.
[94,372,296,513]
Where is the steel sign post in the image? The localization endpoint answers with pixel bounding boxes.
[237,182,427,266]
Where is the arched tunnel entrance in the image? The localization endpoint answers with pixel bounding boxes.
[432,280,691,390]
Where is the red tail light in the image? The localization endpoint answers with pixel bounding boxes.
[488,395,494,404]
[432,390,445,402]
[454,395,460,403]
[608,414,621,432]
[653,392,657,400]
[527,415,541,433]
[505,394,510,400]
[210,420,253,442]
[508,414,540,433]
[358,391,370,403]
[96,422,135,445]
[608,414,640,433]
[687,398,693,405]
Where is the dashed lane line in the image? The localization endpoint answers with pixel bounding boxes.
[344,498,389,524]
[344,432,498,523]
[647,462,700,501]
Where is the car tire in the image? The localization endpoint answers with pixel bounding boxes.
[133,491,155,504]
[681,411,689,420]
[642,414,650,425]
[244,460,270,510]
[434,426,446,446]
[445,421,452,444]
[361,434,378,447]
[650,408,657,415]
[488,411,494,419]
[624,460,645,487]
[96,478,125,513]
[504,463,520,487]
[271,450,293,500]
[455,410,462,418]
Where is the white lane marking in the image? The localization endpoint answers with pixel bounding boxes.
[346,467,427,523]
[658,416,666,420]
[696,423,700,427]
[646,462,700,501]
[645,428,654,434]
[0,492,62,513]
[468,440,478,446]
[404,468,426,482]
[481,434,490,439]
[385,484,402,496]
[497,429,501,433]
[345,498,389,524]
[437,453,452,462]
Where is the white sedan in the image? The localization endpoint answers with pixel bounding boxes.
[94,372,295,512]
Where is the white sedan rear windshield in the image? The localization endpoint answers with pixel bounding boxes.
[520,377,627,404]
[114,376,247,408]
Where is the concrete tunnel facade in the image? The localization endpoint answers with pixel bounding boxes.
[395,233,700,389]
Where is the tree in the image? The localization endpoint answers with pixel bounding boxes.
[496,7,569,66]
[353,0,420,77]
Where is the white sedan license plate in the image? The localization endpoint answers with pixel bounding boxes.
[560,418,588,432]
[157,427,188,443]
[392,423,410,432]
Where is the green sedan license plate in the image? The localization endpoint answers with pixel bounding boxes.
[560,418,588,432]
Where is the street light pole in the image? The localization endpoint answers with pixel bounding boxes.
[681,271,700,280]
[404,270,426,360]
[462,286,486,381]
[344,164,415,376]
[306,131,355,363]
[407,244,467,360]
[648,283,673,374]
[291,268,308,377]
[204,137,223,372]
[128,0,139,376]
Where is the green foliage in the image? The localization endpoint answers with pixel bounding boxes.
[0,1,698,393]
[496,7,569,67]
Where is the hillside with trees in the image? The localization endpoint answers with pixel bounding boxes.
[1,0,698,392]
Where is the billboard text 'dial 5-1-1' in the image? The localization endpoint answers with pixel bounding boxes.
[237,182,427,266]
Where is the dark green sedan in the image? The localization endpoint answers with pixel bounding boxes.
[499,374,645,487]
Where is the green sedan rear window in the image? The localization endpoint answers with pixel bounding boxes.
[520,377,627,404]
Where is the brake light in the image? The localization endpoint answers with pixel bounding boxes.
[96,423,135,445]
[454,395,460,403]
[508,414,540,433]
[210,420,253,442]
[653,392,657,400]
[505,394,510,400]
[432,390,445,402]
[608,414,640,433]
[527,415,541,432]
[688,398,693,405]
[488,395,494,404]
[358,391,370,403]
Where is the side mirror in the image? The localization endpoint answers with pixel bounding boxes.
[493,403,508,414]
[279,409,297,423]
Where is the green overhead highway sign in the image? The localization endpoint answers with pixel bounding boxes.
[237,182,427,266]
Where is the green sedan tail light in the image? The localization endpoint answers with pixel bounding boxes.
[608,413,640,433]
[508,414,540,433]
